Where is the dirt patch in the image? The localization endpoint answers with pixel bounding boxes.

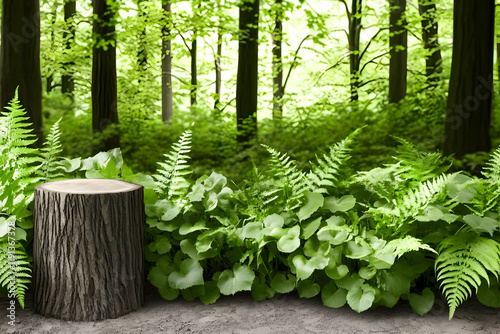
[1,286,499,334]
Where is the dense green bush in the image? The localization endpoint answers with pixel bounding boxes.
[2,97,500,319]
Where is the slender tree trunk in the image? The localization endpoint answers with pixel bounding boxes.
[46,8,56,94]
[236,0,259,145]
[349,0,362,102]
[214,26,222,111]
[0,0,43,144]
[272,0,283,119]
[443,0,494,157]
[137,0,147,75]
[162,0,173,122]
[418,0,442,86]
[388,0,407,103]
[62,0,76,101]
[190,37,197,106]
[92,0,119,153]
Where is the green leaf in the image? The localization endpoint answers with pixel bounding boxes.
[323,195,356,213]
[270,273,296,293]
[345,240,373,259]
[292,254,316,280]
[317,226,349,245]
[158,285,180,300]
[264,214,284,228]
[200,281,220,304]
[151,235,171,254]
[325,263,349,280]
[297,279,320,298]
[415,205,444,222]
[321,281,347,308]
[463,214,499,236]
[241,222,264,240]
[297,191,324,221]
[155,200,181,221]
[251,275,275,300]
[168,258,204,290]
[180,239,204,261]
[179,220,208,235]
[217,264,255,295]
[277,226,301,253]
[347,284,376,313]
[408,288,435,316]
[301,217,322,239]
[477,280,500,308]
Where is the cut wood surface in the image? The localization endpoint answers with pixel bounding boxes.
[33,178,145,321]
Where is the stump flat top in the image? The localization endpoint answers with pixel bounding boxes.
[36,179,142,194]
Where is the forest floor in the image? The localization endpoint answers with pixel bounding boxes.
[1,285,499,334]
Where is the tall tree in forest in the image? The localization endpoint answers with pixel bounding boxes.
[62,0,76,100]
[236,0,259,144]
[214,24,223,111]
[0,0,42,143]
[137,0,148,75]
[162,0,173,122]
[92,0,119,152]
[272,0,284,119]
[443,0,494,157]
[345,0,362,102]
[418,0,441,86]
[388,0,407,103]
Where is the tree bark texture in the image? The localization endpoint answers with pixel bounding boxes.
[162,0,173,122]
[443,0,494,157]
[0,0,42,143]
[92,0,119,153]
[33,179,145,321]
[272,0,283,119]
[388,0,407,103]
[349,0,362,102]
[418,0,442,86]
[236,0,259,144]
[62,0,76,100]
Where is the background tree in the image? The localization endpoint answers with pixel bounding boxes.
[418,0,441,87]
[236,0,259,144]
[272,0,284,118]
[92,0,119,152]
[388,0,407,103]
[62,0,76,100]
[162,0,173,122]
[443,0,494,157]
[0,0,42,143]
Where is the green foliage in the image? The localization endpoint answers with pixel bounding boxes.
[39,118,64,180]
[0,243,32,308]
[436,231,500,319]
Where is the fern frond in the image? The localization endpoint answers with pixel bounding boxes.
[308,128,359,195]
[0,242,32,309]
[153,129,192,200]
[436,231,500,319]
[39,118,64,180]
[383,236,437,257]
[482,146,500,183]
[262,144,308,212]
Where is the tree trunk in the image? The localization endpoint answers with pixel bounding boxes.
[272,0,283,119]
[349,0,362,102]
[33,179,145,321]
[62,0,76,101]
[137,0,147,76]
[236,0,259,145]
[0,0,43,143]
[190,37,197,107]
[162,0,173,122]
[443,0,494,157]
[92,0,119,153]
[214,27,222,111]
[388,0,407,103]
[418,0,442,86]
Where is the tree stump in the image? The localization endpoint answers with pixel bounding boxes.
[33,179,145,321]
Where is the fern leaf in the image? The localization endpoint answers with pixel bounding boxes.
[39,118,64,180]
[383,236,437,257]
[436,231,500,319]
[308,128,359,194]
[262,144,308,212]
[0,242,32,309]
[153,129,192,200]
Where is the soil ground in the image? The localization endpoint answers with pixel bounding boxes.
[1,285,499,334]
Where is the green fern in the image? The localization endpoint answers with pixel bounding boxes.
[38,118,64,180]
[308,128,359,195]
[436,231,500,319]
[153,129,192,200]
[262,144,308,212]
[0,242,32,308]
[383,236,437,257]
